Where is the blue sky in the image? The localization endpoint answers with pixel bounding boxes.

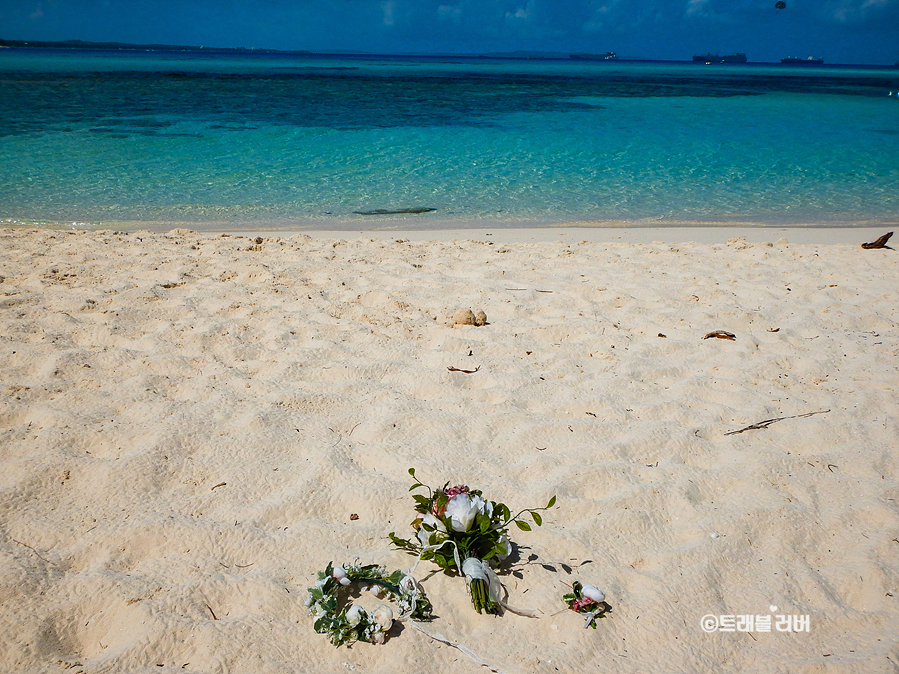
[1,0,897,64]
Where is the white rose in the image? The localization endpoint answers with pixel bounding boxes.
[417,512,447,546]
[399,574,420,595]
[445,494,486,532]
[581,584,605,603]
[345,604,365,627]
[495,533,511,562]
[423,512,447,532]
[372,604,394,632]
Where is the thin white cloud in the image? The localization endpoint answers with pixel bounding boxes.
[438,4,462,20]
[684,0,734,23]
[29,3,44,20]
[826,0,895,22]
[505,1,534,21]
[381,0,395,26]
[685,0,709,16]
[582,0,622,33]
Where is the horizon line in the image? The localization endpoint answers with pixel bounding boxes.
[2,37,898,68]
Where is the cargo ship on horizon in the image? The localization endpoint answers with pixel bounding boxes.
[693,53,747,64]
[569,52,618,60]
[781,56,824,65]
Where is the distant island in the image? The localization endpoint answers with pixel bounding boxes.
[0,38,309,55]
[1,39,645,61]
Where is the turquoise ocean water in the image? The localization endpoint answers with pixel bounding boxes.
[1,49,898,231]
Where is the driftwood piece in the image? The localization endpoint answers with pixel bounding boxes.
[725,409,830,435]
[703,330,736,341]
[448,366,480,374]
[861,232,893,249]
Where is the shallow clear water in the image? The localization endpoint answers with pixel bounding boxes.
[1,49,898,231]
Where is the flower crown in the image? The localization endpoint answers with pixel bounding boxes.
[306,561,433,646]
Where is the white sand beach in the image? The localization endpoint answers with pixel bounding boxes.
[1,226,897,673]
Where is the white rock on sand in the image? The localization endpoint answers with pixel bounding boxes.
[0,227,897,674]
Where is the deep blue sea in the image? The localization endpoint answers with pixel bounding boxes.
[1,49,898,231]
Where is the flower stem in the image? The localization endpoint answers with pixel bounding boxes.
[469,578,500,615]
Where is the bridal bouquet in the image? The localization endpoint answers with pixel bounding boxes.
[389,468,555,615]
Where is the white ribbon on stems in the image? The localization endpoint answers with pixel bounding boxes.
[461,557,538,618]
[583,609,602,628]
[411,538,537,618]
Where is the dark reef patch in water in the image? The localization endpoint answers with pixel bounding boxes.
[354,208,438,215]
[1,68,894,137]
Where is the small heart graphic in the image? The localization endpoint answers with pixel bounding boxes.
[769,605,778,613]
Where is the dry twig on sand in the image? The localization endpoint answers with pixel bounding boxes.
[11,539,60,567]
[725,409,830,435]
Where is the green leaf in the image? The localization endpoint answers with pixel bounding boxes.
[547,495,556,509]
[434,493,449,512]
[531,511,542,526]
[408,467,416,477]
[389,533,416,551]
[479,514,491,534]
[515,520,532,531]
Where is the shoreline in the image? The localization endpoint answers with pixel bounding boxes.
[287,225,895,245]
[2,222,895,245]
